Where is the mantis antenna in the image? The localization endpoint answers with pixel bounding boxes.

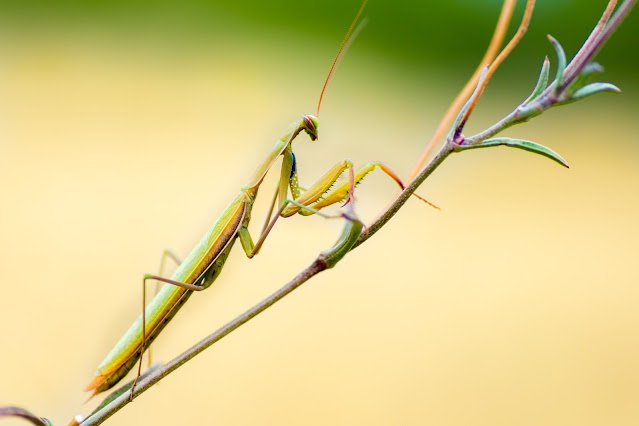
[316,0,368,117]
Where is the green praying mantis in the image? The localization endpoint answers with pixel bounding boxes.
[83,0,419,400]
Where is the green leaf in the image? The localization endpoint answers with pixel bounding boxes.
[562,62,605,95]
[460,137,569,168]
[447,66,488,141]
[523,56,550,104]
[579,62,605,77]
[547,35,567,93]
[571,82,621,101]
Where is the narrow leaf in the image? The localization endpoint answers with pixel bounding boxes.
[548,35,567,93]
[563,62,605,95]
[460,137,569,168]
[447,66,488,142]
[571,82,621,101]
[580,62,605,77]
[523,56,550,104]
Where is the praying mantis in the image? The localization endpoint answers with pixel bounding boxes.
[83,0,412,399]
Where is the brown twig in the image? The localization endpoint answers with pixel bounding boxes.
[406,0,517,183]
[456,0,535,136]
[77,1,636,424]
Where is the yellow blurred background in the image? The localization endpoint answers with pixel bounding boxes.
[0,1,638,425]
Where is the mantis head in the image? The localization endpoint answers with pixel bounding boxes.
[302,114,319,141]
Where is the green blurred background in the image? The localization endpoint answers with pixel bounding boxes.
[1,1,637,425]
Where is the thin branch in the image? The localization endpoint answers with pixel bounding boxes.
[457,0,535,133]
[81,260,328,426]
[406,0,517,183]
[465,0,635,145]
[559,0,635,92]
[0,406,51,426]
[358,0,635,249]
[354,142,455,249]
[77,1,636,424]
[559,0,618,92]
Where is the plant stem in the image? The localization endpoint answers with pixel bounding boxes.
[406,0,517,182]
[82,259,327,426]
[82,140,456,425]
[353,142,455,249]
[79,1,637,424]
[463,0,636,148]
[560,0,635,92]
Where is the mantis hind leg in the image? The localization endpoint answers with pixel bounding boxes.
[131,264,205,401]
[157,250,182,286]
[147,250,182,368]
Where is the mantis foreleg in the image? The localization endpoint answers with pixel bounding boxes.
[282,161,408,217]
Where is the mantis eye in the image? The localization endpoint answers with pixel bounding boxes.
[302,114,319,141]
